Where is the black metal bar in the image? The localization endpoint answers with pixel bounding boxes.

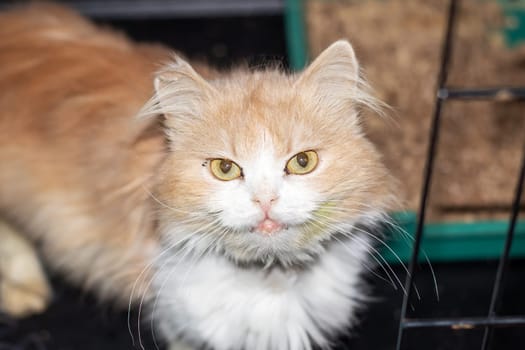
[438,87,525,101]
[481,146,525,350]
[403,316,525,330]
[394,1,458,349]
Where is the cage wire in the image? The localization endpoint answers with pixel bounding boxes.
[394,1,525,349]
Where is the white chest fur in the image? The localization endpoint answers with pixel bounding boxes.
[153,236,370,350]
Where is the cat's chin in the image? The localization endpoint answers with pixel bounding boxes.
[222,247,323,270]
[216,224,330,268]
[221,214,385,268]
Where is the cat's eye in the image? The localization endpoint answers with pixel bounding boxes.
[286,150,318,175]
[209,159,242,181]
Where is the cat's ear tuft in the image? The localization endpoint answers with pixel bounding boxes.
[139,54,215,134]
[295,40,382,118]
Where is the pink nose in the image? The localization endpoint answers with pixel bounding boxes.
[256,219,283,235]
[252,195,279,215]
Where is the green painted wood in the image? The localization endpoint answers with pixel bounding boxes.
[382,211,525,263]
[499,0,525,48]
[284,0,309,70]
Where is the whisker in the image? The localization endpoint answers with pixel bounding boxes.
[313,203,438,302]
[149,227,223,350]
[142,185,201,215]
[332,234,397,289]
[127,233,194,346]
[308,214,406,294]
[382,218,440,301]
[348,226,421,301]
[136,218,222,350]
[151,228,230,346]
[127,213,221,344]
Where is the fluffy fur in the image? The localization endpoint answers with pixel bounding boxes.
[0,4,396,350]
[0,4,168,303]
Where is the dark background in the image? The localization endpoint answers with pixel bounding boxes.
[100,16,288,70]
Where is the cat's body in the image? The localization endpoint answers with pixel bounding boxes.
[0,4,395,350]
[0,4,167,304]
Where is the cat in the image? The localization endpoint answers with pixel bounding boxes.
[0,3,396,350]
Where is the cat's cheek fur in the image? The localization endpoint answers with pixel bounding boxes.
[272,180,321,225]
[154,234,372,350]
[208,183,262,229]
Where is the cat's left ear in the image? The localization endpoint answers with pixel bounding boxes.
[294,40,374,118]
[148,55,216,132]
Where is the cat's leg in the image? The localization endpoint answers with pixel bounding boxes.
[0,220,52,317]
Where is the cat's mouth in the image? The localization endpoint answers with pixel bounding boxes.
[249,219,290,236]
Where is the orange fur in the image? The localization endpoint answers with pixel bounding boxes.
[0,3,169,304]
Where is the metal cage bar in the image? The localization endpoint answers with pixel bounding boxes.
[403,315,525,329]
[395,0,525,349]
[395,0,458,348]
[481,147,525,349]
[438,87,525,101]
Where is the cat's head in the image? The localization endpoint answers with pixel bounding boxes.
[146,40,396,266]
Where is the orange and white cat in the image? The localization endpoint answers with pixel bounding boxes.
[0,4,395,350]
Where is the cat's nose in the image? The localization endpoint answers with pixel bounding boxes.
[252,195,279,215]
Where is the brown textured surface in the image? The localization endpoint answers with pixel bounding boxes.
[306,0,525,221]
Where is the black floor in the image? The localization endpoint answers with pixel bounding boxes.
[2,260,524,350]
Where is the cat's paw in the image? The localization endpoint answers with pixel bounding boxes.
[0,221,52,317]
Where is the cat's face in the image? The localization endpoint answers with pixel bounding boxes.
[150,41,394,266]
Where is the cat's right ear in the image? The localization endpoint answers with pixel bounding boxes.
[141,55,215,134]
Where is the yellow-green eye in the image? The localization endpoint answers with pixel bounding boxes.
[210,159,242,181]
[286,150,318,175]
